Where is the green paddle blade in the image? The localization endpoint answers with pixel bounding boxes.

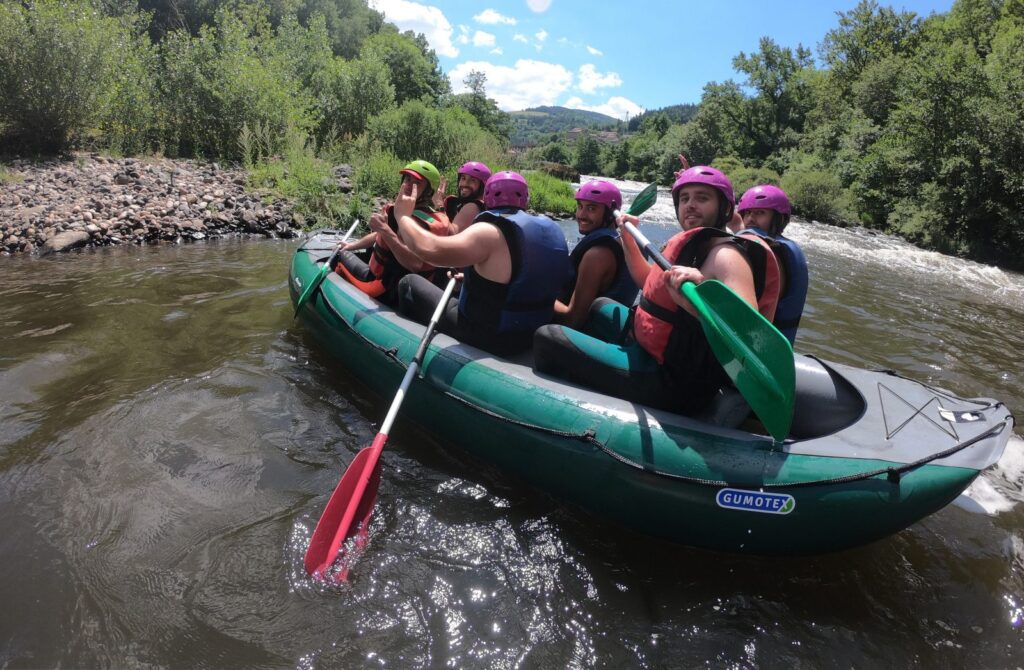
[682,280,795,441]
[293,256,335,317]
[626,183,659,217]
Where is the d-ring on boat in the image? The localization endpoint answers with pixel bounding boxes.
[290,229,1013,554]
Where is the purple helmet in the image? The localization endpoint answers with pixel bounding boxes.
[737,184,791,215]
[671,166,736,207]
[484,171,529,210]
[458,161,492,184]
[574,179,622,212]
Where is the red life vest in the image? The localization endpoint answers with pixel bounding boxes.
[368,204,450,277]
[633,227,780,363]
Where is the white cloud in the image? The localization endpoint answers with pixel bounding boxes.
[457,25,469,45]
[527,0,552,12]
[586,45,602,56]
[474,9,516,25]
[563,95,644,121]
[369,0,459,58]
[449,59,573,110]
[490,47,504,55]
[535,29,548,42]
[473,30,496,47]
[513,33,528,43]
[577,63,621,93]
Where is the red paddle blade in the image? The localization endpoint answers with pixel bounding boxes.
[336,463,381,582]
[304,441,383,579]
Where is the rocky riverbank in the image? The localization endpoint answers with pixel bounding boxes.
[0,154,309,256]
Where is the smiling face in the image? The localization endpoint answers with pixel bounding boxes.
[575,200,608,235]
[675,184,722,230]
[457,173,483,199]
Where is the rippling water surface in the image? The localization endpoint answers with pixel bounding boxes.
[1,201,1023,667]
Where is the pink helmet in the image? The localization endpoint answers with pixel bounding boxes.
[484,171,529,209]
[671,166,736,207]
[737,184,791,215]
[458,161,492,183]
[574,179,622,212]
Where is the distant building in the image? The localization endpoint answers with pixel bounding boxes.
[564,127,622,145]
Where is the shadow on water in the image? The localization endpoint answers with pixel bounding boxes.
[0,232,1022,668]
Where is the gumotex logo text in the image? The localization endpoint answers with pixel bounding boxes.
[716,488,795,515]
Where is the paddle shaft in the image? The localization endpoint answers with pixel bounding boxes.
[621,221,669,270]
[308,276,458,579]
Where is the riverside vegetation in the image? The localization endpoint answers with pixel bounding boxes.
[1,0,1022,269]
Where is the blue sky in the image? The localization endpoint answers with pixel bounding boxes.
[370,0,956,120]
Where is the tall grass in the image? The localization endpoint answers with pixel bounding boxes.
[523,171,576,215]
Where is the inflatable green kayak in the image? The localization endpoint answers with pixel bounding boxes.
[290,230,1014,554]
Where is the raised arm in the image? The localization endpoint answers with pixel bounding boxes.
[616,213,654,287]
[394,180,501,268]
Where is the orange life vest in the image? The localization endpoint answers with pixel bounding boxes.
[633,227,780,363]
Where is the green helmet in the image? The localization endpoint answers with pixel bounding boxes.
[399,160,440,192]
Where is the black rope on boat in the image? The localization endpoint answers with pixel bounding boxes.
[439,389,606,444]
[606,419,1010,490]
[315,294,1012,491]
[872,365,1008,413]
[320,293,402,363]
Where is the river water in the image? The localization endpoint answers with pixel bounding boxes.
[2,185,1023,667]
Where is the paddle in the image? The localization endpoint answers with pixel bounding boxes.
[620,220,795,441]
[304,276,459,582]
[293,220,359,317]
[618,182,659,218]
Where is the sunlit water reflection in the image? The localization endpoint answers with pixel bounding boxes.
[1,213,1022,667]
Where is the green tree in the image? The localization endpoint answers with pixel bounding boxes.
[573,134,600,175]
[360,29,449,106]
[448,70,511,141]
[732,38,816,158]
[818,0,922,94]
[365,100,501,172]
[0,0,129,152]
[312,55,394,140]
[158,4,314,159]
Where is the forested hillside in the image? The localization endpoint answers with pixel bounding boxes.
[508,106,619,147]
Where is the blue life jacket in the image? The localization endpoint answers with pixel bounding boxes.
[742,227,808,344]
[459,208,570,336]
[561,228,639,306]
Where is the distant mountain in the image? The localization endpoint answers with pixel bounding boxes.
[508,106,621,147]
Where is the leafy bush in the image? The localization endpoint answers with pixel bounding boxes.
[886,184,947,250]
[365,101,504,173]
[780,155,855,224]
[352,146,403,197]
[158,6,315,160]
[312,55,395,141]
[523,171,575,214]
[0,0,127,152]
[100,25,161,156]
[247,126,341,225]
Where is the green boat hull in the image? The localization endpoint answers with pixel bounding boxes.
[290,232,1014,554]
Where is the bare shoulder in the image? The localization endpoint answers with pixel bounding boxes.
[704,241,753,280]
